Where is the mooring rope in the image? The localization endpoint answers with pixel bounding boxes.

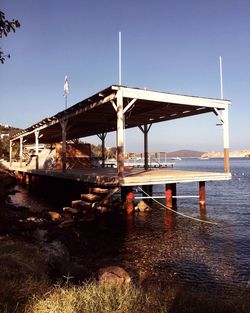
[137,187,218,225]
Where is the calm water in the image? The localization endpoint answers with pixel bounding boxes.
[9,158,250,299]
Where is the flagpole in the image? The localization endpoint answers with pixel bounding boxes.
[219,56,224,99]
[65,94,67,109]
[119,31,122,85]
[64,75,69,109]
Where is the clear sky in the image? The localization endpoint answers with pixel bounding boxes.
[1,0,250,153]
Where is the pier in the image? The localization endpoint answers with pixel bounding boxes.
[5,85,231,211]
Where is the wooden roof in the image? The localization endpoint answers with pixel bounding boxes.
[11,85,230,144]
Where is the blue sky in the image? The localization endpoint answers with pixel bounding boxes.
[1,0,250,152]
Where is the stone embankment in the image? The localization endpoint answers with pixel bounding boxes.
[0,165,15,201]
[201,149,250,158]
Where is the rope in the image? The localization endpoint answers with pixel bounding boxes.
[137,187,218,226]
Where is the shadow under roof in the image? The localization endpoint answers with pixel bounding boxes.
[11,85,230,144]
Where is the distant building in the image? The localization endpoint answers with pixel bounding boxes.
[0,132,9,139]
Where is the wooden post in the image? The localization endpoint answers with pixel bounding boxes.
[116,89,124,182]
[138,124,152,171]
[19,137,23,167]
[172,183,177,209]
[144,125,149,170]
[35,130,39,169]
[97,133,107,168]
[199,181,206,209]
[60,119,68,171]
[9,140,13,167]
[142,185,153,205]
[223,106,230,173]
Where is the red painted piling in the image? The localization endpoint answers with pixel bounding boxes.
[165,183,177,209]
[199,181,206,210]
[125,191,134,214]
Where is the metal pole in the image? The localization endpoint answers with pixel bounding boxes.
[119,31,122,85]
[220,56,224,99]
[65,94,68,109]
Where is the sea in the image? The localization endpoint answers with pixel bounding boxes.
[8,158,250,301]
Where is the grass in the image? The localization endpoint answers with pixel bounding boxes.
[0,240,249,313]
[0,240,49,313]
[26,282,142,313]
[24,282,250,313]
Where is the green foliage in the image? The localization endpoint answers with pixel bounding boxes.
[0,10,20,64]
[91,144,117,159]
[0,125,20,158]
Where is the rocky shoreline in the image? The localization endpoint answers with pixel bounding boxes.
[0,165,16,201]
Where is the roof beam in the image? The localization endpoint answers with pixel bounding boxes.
[113,86,230,109]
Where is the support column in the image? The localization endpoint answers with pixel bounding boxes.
[19,137,23,167]
[9,140,13,167]
[121,186,134,214]
[223,106,230,173]
[199,181,206,210]
[35,130,39,170]
[60,119,68,171]
[138,124,152,171]
[165,183,177,209]
[142,185,153,205]
[97,133,107,168]
[116,89,124,182]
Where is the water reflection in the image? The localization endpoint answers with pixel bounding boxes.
[6,158,250,302]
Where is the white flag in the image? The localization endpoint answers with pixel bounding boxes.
[63,75,69,97]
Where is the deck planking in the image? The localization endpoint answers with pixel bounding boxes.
[5,162,231,187]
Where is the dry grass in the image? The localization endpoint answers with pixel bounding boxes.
[0,240,49,313]
[26,282,141,313]
[25,282,250,313]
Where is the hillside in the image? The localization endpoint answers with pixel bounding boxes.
[201,149,250,158]
[167,150,204,158]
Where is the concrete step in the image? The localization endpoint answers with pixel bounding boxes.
[90,187,110,194]
[81,193,101,202]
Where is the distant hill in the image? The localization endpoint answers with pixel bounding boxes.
[201,149,250,158]
[167,150,204,158]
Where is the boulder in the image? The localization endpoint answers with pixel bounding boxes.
[48,211,61,222]
[63,207,78,214]
[41,240,70,273]
[98,266,131,286]
[135,200,151,212]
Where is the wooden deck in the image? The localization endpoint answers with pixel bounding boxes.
[5,163,231,187]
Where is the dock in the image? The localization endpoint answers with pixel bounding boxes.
[6,85,232,212]
[5,163,231,187]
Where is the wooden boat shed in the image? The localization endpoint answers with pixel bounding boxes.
[8,85,231,209]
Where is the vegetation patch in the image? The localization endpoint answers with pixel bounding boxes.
[0,240,49,313]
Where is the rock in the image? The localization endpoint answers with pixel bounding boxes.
[48,211,61,222]
[98,266,131,286]
[58,219,75,228]
[32,229,48,242]
[63,207,78,214]
[41,240,70,273]
[136,200,151,212]
[96,206,108,213]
